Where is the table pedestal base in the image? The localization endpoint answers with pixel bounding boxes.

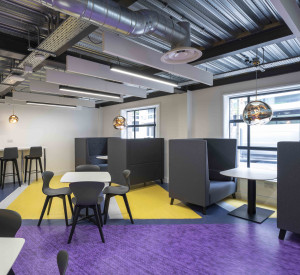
[228,204,274,224]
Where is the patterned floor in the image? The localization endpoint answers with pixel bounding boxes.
[1,177,299,275]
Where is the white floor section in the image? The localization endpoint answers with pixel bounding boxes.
[0,184,28,209]
[217,201,236,212]
[107,196,123,219]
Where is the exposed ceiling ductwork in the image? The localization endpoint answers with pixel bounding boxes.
[35,0,201,64]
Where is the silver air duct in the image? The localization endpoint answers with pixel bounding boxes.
[38,0,202,64]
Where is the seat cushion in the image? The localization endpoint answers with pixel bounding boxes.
[209,181,236,205]
[71,196,104,205]
[103,185,129,195]
[43,187,71,196]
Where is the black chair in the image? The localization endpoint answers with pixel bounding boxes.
[38,171,73,226]
[75,165,100,172]
[0,209,22,275]
[103,170,134,224]
[24,146,43,184]
[57,250,69,275]
[68,181,105,244]
[0,209,22,237]
[0,147,21,189]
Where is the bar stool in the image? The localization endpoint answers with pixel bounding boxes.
[0,147,21,189]
[24,146,43,184]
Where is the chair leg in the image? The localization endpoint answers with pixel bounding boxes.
[28,159,32,185]
[24,158,28,183]
[62,196,69,226]
[123,194,134,224]
[232,193,236,199]
[103,195,111,225]
[93,206,105,243]
[170,198,174,205]
[202,207,206,215]
[97,204,103,227]
[279,229,287,240]
[13,161,15,185]
[67,195,73,214]
[38,157,43,175]
[14,160,21,187]
[2,161,7,189]
[160,179,163,185]
[36,159,38,181]
[86,207,89,216]
[68,206,80,244]
[38,196,50,226]
[47,197,53,215]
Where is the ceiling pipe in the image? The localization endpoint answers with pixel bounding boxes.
[34,0,197,60]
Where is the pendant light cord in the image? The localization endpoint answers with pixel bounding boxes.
[255,69,258,101]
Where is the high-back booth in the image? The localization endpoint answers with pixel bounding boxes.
[169,138,237,214]
[108,138,164,186]
[75,138,108,171]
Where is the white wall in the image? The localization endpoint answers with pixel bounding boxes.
[0,104,101,178]
[189,71,300,206]
[101,71,300,206]
[101,93,187,181]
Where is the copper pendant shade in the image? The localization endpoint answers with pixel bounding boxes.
[113,115,127,130]
[9,114,19,124]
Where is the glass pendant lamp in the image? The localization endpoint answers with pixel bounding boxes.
[243,58,273,126]
[113,115,127,130]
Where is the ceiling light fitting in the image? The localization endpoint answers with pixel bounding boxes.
[59,86,121,100]
[242,55,273,126]
[113,115,127,130]
[26,102,76,109]
[110,67,178,87]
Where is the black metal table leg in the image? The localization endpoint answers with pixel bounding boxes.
[228,179,275,223]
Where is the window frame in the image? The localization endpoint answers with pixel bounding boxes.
[121,105,159,139]
[228,90,300,168]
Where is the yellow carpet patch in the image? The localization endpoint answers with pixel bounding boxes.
[223,198,277,218]
[7,176,73,220]
[114,183,201,219]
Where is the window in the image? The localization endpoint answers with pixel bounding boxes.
[228,90,300,170]
[124,106,157,139]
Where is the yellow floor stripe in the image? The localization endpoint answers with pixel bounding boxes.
[223,198,277,218]
[7,176,73,220]
[115,183,201,219]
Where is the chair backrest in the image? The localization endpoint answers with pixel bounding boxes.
[3,147,18,160]
[70,182,104,206]
[29,146,42,157]
[123,170,131,190]
[42,171,54,193]
[204,138,237,181]
[57,250,68,275]
[0,209,22,237]
[75,164,100,172]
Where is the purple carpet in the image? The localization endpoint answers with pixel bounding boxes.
[14,224,300,275]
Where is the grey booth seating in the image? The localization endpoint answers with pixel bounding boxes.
[108,138,164,186]
[277,141,300,240]
[75,138,108,171]
[169,138,237,214]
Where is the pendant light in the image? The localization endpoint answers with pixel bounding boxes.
[9,89,19,124]
[113,115,127,130]
[242,55,273,126]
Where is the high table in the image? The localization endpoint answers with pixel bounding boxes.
[0,237,25,275]
[220,167,277,223]
[60,172,111,183]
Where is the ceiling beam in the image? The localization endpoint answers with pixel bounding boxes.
[102,32,213,85]
[46,69,148,98]
[30,80,124,103]
[98,62,300,107]
[66,56,174,93]
[270,0,300,41]
[191,24,294,66]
